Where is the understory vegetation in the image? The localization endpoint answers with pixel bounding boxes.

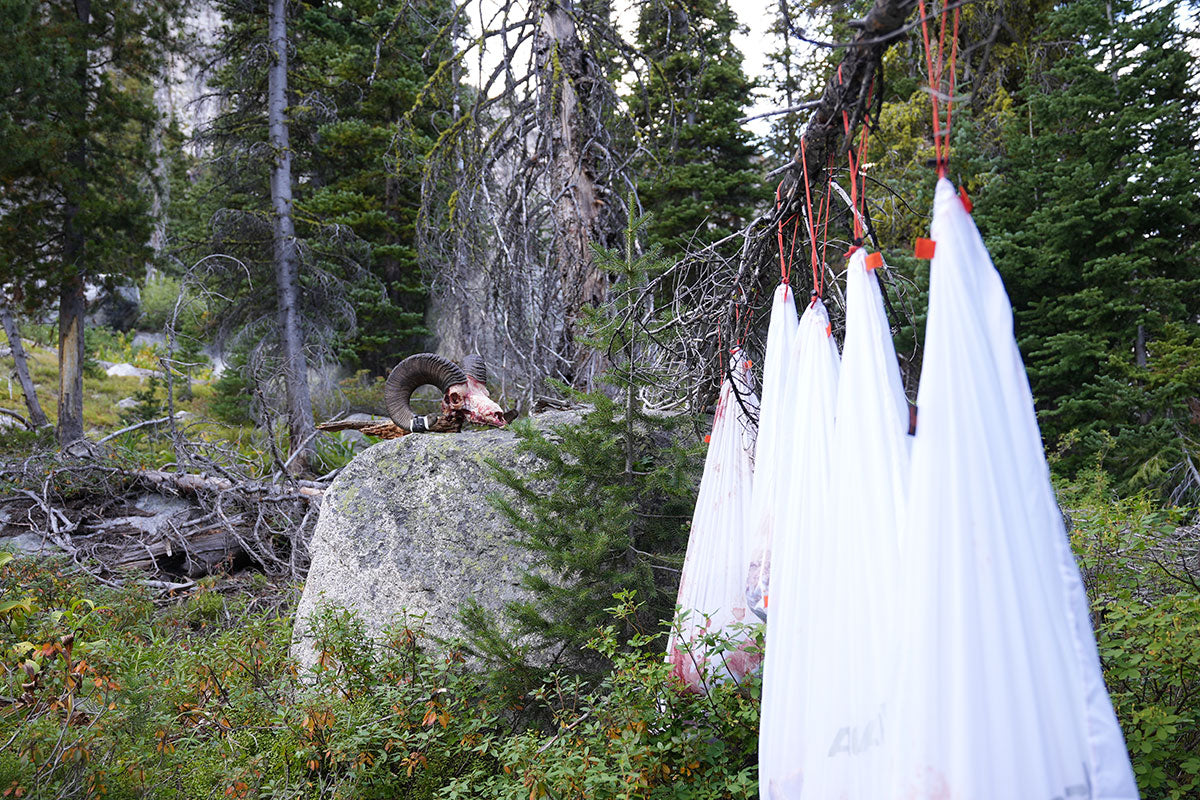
[0,473,1195,799]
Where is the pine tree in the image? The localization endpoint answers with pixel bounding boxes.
[632,0,765,255]
[481,209,700,673]
[0,0,184,446]
[290,0,454,372]
[190,0,455,438]
[975,0,1200,495]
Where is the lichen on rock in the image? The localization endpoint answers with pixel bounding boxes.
[291,410,579,671]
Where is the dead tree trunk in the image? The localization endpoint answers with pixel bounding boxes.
[776,0,919,219]
[57,0,92,448]
[536,0,608,389]
[0,297,49,429]
[268,0,316,474]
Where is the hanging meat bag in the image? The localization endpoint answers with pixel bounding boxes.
[760,248,912,800]
[887,178,1137,799]
[667,349,760,690]
[745,283,800,620]
[757,296,840,799]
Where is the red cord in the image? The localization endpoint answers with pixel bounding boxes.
[800,138,820,298]
[819,158,833,298]
[944,5,960,175]
[775,184,790,285]
[917,0,960,176]
[836,68,874,242]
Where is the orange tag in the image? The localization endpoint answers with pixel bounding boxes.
[959,185,973,214]
[865,252,884,271]
[763,594,769,609]
[914,238,937,259]
[826,323,832,338]
[704,434,711,443]
[745,360,753,369]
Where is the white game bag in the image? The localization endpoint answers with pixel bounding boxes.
[761,248,913,800]
[667,349,760,690]
[757,297,841,799]
[745,283,800,620]
[887,178,1137,799]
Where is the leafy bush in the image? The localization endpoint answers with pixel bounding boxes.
[1061,471,1200,798]
[139,273,208,337]
[84,326,163,370]
[336,369,386,415]
[449,592,761,800]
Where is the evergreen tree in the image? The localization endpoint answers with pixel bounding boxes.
[761,0,817,165]
[290,0,454,372]
[632,0,765,254]
[481,210,700,674]
[975,0,1200,495]
[0,0,184,445]
[187,0,455,436]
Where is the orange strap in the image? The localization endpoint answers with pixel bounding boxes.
[799,139,822,298]
[775,183,800,286]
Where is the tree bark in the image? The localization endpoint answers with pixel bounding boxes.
[0,297,49,428]
[268,0,316,474]
[57,0,92,448]
[776,0,919,219]
[537,0,607,389]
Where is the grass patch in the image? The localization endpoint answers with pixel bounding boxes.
[0,336,272,471]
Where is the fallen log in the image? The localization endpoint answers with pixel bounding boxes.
[129,468,325,501]
[0,462,324,581]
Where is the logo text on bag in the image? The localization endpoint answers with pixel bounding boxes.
[826,709,885,757]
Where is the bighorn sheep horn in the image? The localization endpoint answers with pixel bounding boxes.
[461,354,488,384]
[383,353,508,433]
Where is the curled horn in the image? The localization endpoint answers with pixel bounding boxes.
[384,353,468,432]
[461,354,488,384]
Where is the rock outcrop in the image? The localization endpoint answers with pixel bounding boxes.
[291,411,579,670]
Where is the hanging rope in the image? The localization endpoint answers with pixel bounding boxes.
[775,182,801,295]
[836,64,875,247]
[917,0,961,177]
[799,138,820,299]
[819,152,834,289]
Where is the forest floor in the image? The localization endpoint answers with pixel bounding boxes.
[1,330,254,459]
[0,325,357,595]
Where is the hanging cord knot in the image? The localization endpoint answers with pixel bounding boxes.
[775,182,799,286]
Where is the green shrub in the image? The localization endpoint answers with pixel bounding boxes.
[139,273,208,337]
[1062,470,1200,798]
[449,592,761,800]
[336,369,386,414]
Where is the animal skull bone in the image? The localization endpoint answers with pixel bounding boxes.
[384,353,511,433]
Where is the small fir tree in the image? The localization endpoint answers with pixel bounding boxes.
[481,208,701,676]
